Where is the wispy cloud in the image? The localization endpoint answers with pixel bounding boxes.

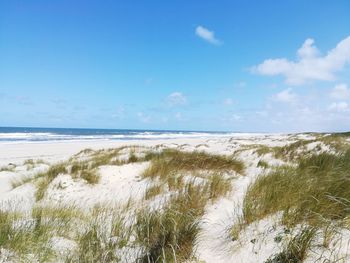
[252,36,350,85]
[273,88,297,103]
[51,98,67,109]
[166,92,187,106]
[330,83,350,100]
[195,25,222,45]
[328,102,350,112]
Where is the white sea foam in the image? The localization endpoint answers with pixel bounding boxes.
[0,131,260,143]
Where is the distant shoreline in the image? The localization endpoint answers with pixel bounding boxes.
[0,126,257,143]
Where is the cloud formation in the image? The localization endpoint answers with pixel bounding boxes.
[328,102,350,112]
[273,88,297,103]
[166,92,187,106]
[195,25,222,45]
[253,36,350,85]
[330,83,350,100]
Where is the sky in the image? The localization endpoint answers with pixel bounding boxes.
[1,0,350,132]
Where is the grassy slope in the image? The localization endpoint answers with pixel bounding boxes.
[1,147,244,262]
[3,133,350,262]
[234,133,350,262]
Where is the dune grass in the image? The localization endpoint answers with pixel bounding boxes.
[229,149,350,260]
[144,183,164,200]
[265,227,317,263]
[274,140,316,160]
[87,146,146,167]
[142,149,243,195]
[0,164,16,172]
[70,161,100,185]
[242,150,350,227]
[3,146,244,261]
[137,175,235,262]
[35,163,68,200]
[255,139,318,161]
[68,206,132,262]
[254,133,350,163]
[142,149,238,200]
[0,204,132,262]
[257,159,269,169]
[255,145,277,156]
[27,147,139,200]
[206,173,232,201]
[30,147,242,202]
[135,182,207,262]
[23,159,35,166]
[0,206,71,262]
[10,175,35,189]
[80,169,100,184]
[143,149,244,179]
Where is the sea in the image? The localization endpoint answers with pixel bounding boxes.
[0,127,236,143]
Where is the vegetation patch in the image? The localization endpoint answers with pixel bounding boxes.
[265,227,317,263]
[257,160,269,169]
[35,163,68,200]
[206,173,232,201]
[242,150,350,227]
[2,146,245,261]
[144,183,164,200]
[0,164,16,172]
[68,206,132,262]
[143,149,244,179]
[0,205,83,262]
[135,182,207,262]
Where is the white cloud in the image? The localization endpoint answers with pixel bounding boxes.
[328,101,350,112]
[166,92,187,106]
[330,83,350,100]
[273,88,297,103]
[195,25,222,45]
[297,38,319,58]
[253,36,350,85]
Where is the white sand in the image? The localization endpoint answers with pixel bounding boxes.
[0,133,348,262]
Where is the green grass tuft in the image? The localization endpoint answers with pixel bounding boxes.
[135,182,207,262]
[242,150,350,227]
[144,183,164,200]
[206,173,232,201]
[35,163,67,200]
[265,227,317,263]
[143,149,244,179]
[257,160,269,169]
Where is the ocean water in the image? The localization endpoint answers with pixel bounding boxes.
[0,127,235,143]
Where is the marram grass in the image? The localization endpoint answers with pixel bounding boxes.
[242,150,350,227]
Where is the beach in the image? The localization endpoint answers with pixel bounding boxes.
[2,1,349,261]
[1,132,350,262]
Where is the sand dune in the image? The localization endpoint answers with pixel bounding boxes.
[0,133,349,262]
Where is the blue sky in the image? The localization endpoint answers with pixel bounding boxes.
[1,0,350,132]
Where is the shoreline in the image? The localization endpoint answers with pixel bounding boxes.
[0,133,275,166]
